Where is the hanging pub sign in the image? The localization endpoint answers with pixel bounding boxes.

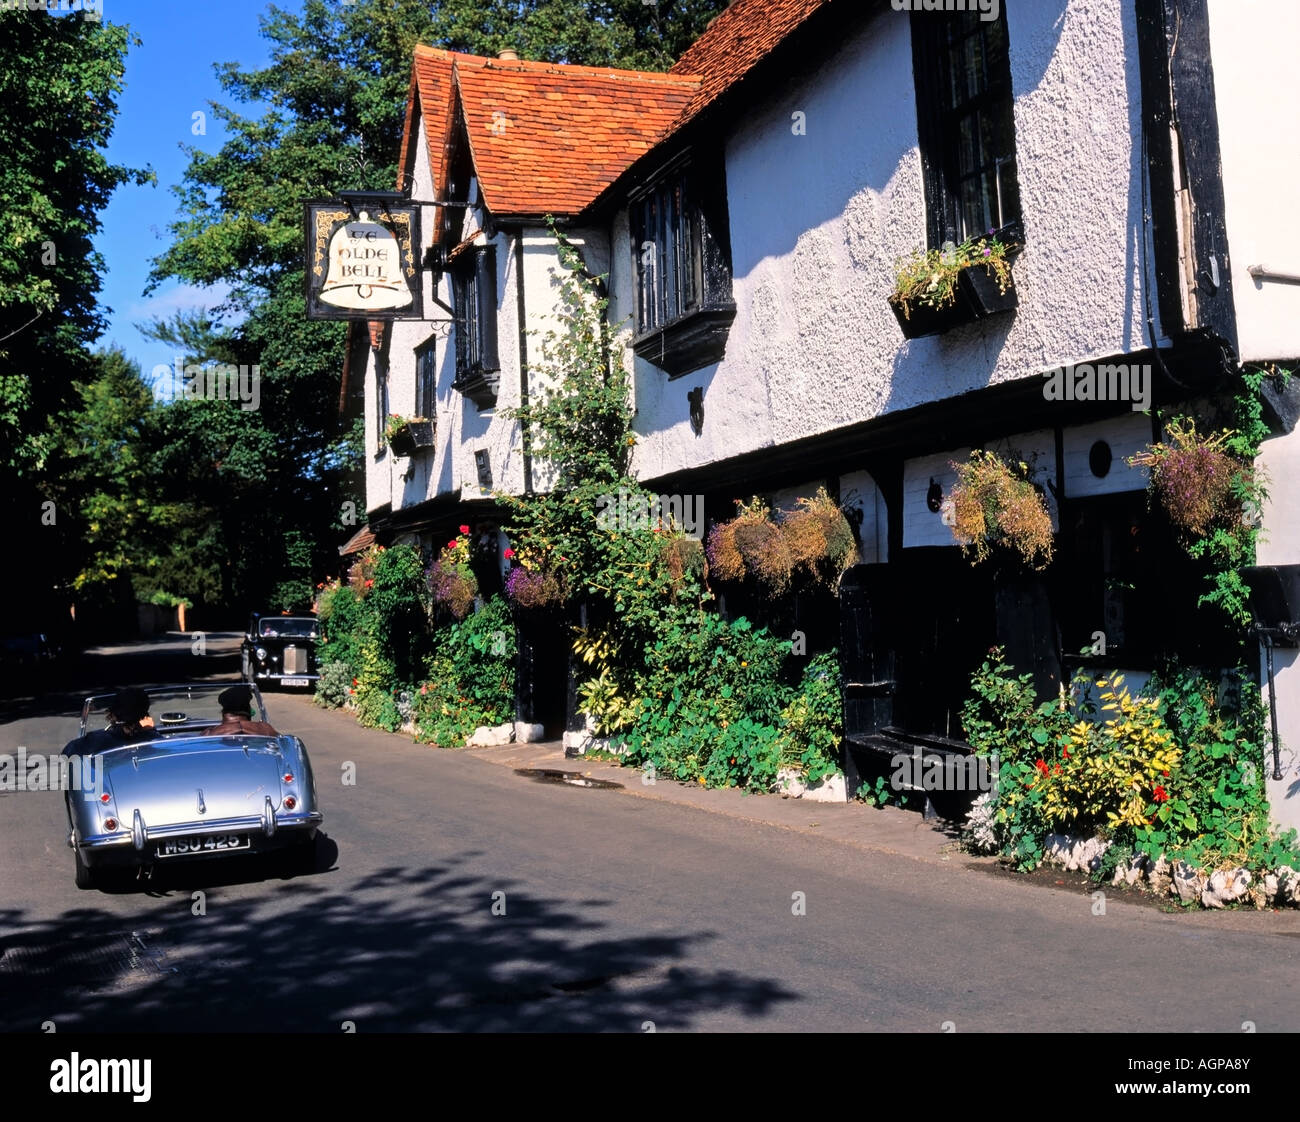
[305,194,422,320]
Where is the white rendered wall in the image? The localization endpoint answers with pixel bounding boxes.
[617,0,1155,479]
[1207,0,1300,364]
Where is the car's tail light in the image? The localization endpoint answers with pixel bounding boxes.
[99,792,111,804]
[104,817,118,831]
[283,796,297,810]
[283,773,294,783]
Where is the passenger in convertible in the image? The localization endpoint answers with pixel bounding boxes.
[62,686,157,756]
[204,684,279,736]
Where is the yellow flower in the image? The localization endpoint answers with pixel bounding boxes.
[697,776,706,785]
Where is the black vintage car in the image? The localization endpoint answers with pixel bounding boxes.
[241,612,321,689]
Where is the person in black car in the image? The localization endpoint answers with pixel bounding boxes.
[62,686,158,756]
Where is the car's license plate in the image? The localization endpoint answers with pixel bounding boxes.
[281,677,309,687]
[157,834,250,858]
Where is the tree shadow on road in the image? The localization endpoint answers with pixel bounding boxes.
[0,844,799,1032]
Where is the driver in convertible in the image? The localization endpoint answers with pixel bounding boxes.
[62,686,158,756]
[203,684,279,736]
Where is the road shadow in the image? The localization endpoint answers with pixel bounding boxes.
[0,846,798,1032]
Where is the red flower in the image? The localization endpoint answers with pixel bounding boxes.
[1162,769,1170,777]
[447,540,458,550]
[352,678,358,686]
[1035,759,1049,775]
[503,548,516,559]
[365,579,374,588]
[1052,763,1062,776]
[459,524,470,534]
[1062,747,1070,758]
[1153,785,1168,803]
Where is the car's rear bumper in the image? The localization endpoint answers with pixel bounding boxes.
[75,807,322,866]
[251,672,320,683]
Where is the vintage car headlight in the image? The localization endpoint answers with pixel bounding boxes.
[255,646,268,660]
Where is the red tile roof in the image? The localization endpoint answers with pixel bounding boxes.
[668,0,834,129]
[452,54,699,216]
[397,0,836,224]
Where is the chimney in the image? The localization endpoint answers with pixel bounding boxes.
[498,48,519,61]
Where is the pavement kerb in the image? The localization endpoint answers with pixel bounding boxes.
[463,737,985,871]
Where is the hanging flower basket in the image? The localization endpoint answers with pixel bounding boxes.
[780,487,860,588]
[429,528,478,620]
[946,450,1054,569]
[1127,421,1253,544]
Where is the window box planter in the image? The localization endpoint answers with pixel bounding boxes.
[959,262,1019,319]
[888,266,1018,339]
[388,418,434,456]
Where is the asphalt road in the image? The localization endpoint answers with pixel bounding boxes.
[2,635,1299,1032]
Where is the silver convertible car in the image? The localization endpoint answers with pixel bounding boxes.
[64,684,322,889]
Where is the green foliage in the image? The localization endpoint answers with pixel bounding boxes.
[962,648,1300,875]
[316,582,365,673]
[776,651,844,784]
[614,615,794,789]
[313,660,353,709]
[1141,664,1300,870]
[414,596,516,746]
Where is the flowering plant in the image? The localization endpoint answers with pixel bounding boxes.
[946,449,1054,569]
[428,527,478,620]
[1126,420,1253,544]
[890,232,1016,320]
[348,544,386,597]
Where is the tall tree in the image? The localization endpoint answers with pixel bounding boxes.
[0,11,151,631]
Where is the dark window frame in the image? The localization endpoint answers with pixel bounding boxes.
[629,153,736,377]
[450,244,500,408]
[415,337,437,420]
[911,8,1022,249]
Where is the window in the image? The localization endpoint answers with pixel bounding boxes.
[912,9,1021,247]
[630,157,735,377]
[415,338,436,420]
[451,246,499,408]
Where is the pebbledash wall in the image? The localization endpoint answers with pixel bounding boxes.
[613,1,1156,481]
[1209,0,1300,832]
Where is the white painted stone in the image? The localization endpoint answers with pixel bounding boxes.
[1173,861,1207,904]
[467,722,515,747]
[513,721,546,743]
[775,767,806,798]
[802,773,847,803]
[1202,868,1251,909]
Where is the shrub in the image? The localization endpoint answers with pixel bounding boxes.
[776,650,844,784]
[314,660,352,709]
[946,449,1054,569]
[414,596,516,746]
[615,613,793,788]
[316,582,365,674]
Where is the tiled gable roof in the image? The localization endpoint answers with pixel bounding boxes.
[452,55,699,216]
[669,0,834,128]
[398,0,837,224]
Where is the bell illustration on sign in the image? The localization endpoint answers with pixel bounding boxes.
[319,211,413,310]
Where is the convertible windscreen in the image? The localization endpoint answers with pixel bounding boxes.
[258,618,319,639]
[82,684,271,735]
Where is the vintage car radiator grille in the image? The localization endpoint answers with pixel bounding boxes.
[283,646,307,674]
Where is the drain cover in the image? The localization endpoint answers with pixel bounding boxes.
[513,768,622,790]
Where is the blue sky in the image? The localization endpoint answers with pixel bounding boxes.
[95,0,292,389]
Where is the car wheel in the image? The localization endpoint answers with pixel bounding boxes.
[74,847,99,890]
